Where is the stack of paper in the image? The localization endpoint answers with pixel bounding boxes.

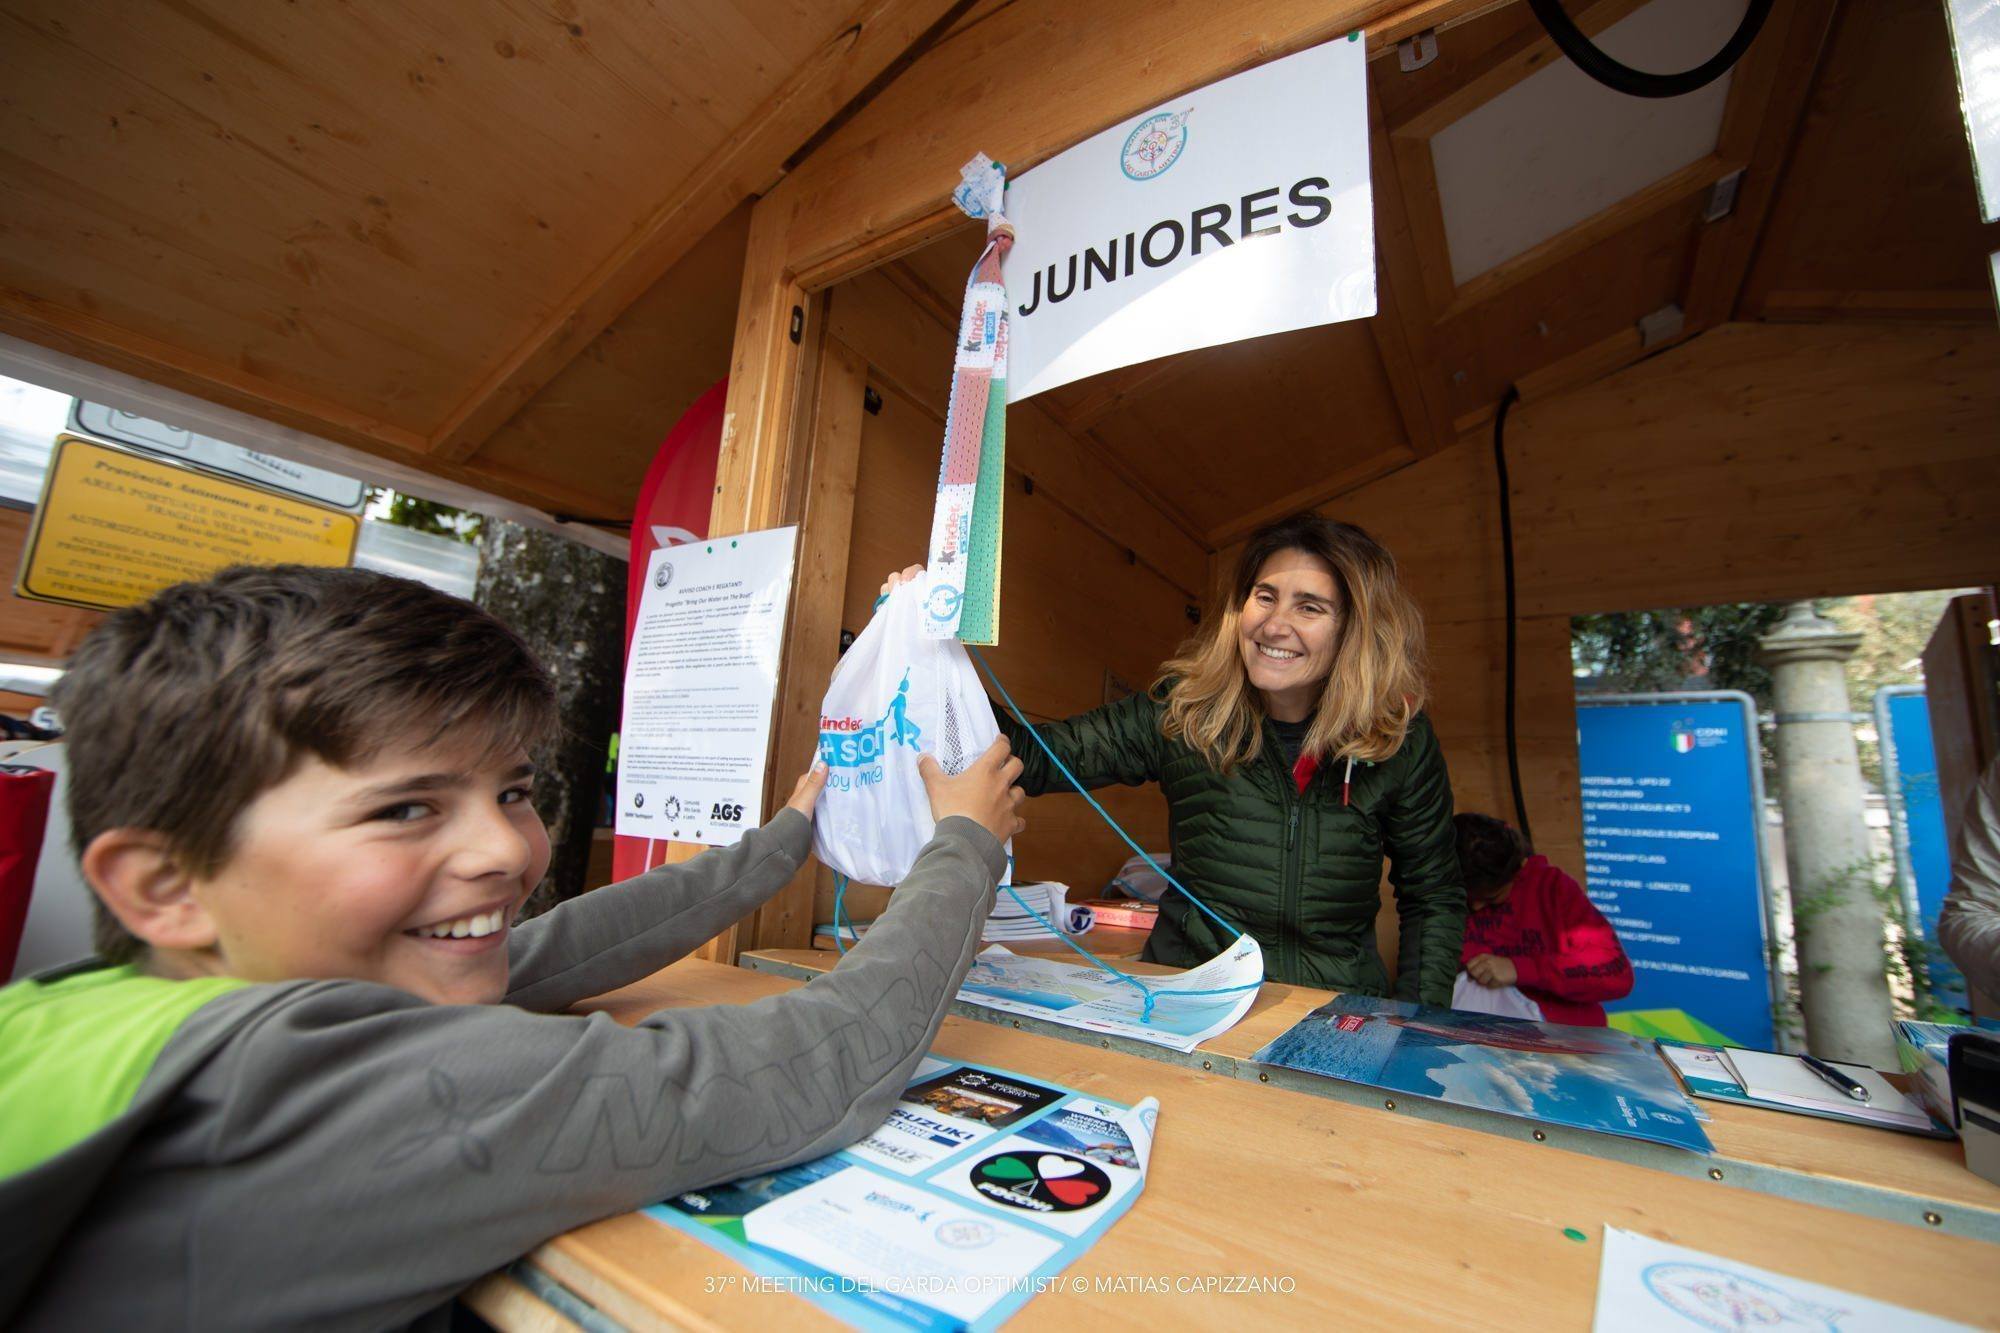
[1722,1048,1935,1132]
[984,882,1084,942]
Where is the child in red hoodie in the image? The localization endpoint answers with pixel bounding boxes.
[1454,813,1633,1027]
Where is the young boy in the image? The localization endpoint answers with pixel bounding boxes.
[0,565,1024,1329]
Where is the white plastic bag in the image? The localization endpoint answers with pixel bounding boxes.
[1451,972,1545,1022]
[813,575,1011,887]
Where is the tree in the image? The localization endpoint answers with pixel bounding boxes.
[366,487,483,544]
[1571,603,1788,706]
[474,518,624,917]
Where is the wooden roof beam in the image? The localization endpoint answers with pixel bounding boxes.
[425,0,969,466]
[1368,70,1458,456]
[1682,0,1843,330]
[1386,0,1648,138]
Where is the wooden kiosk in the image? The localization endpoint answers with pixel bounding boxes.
[551,1,2000,1324]
[6,0,2000,1327]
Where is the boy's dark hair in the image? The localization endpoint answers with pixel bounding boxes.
[1453,812,1527,898]
[53,565,560,963]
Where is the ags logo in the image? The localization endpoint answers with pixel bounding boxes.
[710,802,744,823]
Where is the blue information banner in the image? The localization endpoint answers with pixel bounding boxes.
[1577,697,1774,1049]
[1881,689,1966,1014]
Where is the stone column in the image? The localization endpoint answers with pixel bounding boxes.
[1759,601,1896,1065]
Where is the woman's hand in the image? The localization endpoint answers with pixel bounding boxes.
[784,762,829,820]
[919,736,1026,842]
[879,564,924,598]
[1466,953,1518,988]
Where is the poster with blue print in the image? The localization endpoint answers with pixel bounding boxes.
[1576,695,1776,1050]
[1879,687,1967,1016]
[1252,995,1711,1153]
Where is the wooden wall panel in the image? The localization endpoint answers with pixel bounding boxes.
[0,505,103,665]
[1085,320,1410,540]
[1505,323,2000,612]
[1327,320,2000,936]
[1739,0,2000,318]
[466,204,754,510]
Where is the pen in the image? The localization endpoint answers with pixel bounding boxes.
[1801,1053,1871,1103]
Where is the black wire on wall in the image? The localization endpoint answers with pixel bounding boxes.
[1526,0,1775,100]
[1493,385,1533,850]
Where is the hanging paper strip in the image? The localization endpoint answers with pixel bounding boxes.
[923,156,1011,644]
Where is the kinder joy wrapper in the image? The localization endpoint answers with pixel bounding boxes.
[813,574,1012,887]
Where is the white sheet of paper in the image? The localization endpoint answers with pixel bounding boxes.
[999,35,1374,402]
[1721,1048,1932,1130]
[957,933,1263,1053]
[615,527,797,845]
[1593,1227,1972,1331]
[742,1167,1064,1323]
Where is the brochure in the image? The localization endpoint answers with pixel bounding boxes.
[1592,1227,1972,1331]
[955,933,1264,1053]
[1252,994,1711,1153]
[647,1057,1158,1331]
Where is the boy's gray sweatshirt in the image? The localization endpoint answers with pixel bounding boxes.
[0,810,1005,1329]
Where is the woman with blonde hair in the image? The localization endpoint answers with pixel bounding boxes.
[882,511,1466,997]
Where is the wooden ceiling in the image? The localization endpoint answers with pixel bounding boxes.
[1,0,1994,541]
[882,0,2000,552]
[0,0,967,517]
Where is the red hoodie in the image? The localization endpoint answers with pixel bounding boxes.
[1460,855,1633,1027]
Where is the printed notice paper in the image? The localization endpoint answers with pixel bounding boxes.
[1592,1228,1972,1331]
[649,1058,1157,1331]
[616,527,797,845]
[957,933,1263,1054]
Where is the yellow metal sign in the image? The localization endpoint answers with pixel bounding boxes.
[16,435,359,612]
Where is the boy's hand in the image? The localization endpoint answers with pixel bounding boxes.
[784,763,829,819]
[919,737,1026,843]
[879,564,924,598]
[1466,953,1518,988]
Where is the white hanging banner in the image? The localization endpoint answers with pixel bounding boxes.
[1000,33,1376,403]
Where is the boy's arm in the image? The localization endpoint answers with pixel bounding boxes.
[143,818,1005,1332]
[503,808,813,1013]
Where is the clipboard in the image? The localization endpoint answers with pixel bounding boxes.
[1657,1040,1952,1138]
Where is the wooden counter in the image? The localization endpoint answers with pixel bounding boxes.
[741,947,2000,1242]
[492,959,1999,1332]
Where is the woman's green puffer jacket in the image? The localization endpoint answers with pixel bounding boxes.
[995,689,1467,1002]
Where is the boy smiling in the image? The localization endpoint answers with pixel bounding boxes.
[0,565,1024,1329]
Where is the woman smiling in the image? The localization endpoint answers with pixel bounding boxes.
[885,511,1467,998]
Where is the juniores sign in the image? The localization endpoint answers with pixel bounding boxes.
[1000,34,1375,402]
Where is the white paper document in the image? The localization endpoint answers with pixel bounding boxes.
[1593,1228,1973,1331]
[615,527,797,845]
[957,932,1263,1053]
[1720,1048,1934,1132]
[1000,35,1375,401]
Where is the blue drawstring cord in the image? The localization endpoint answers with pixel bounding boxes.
[842,589,1258,1019]
[964,644,1261,1021]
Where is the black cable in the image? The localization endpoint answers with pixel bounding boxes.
[1527,0,1774,99]
[1494,385,1532,849]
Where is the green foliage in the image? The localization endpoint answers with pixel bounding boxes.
[368,487,482,544]
[1571,603,1787,706]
